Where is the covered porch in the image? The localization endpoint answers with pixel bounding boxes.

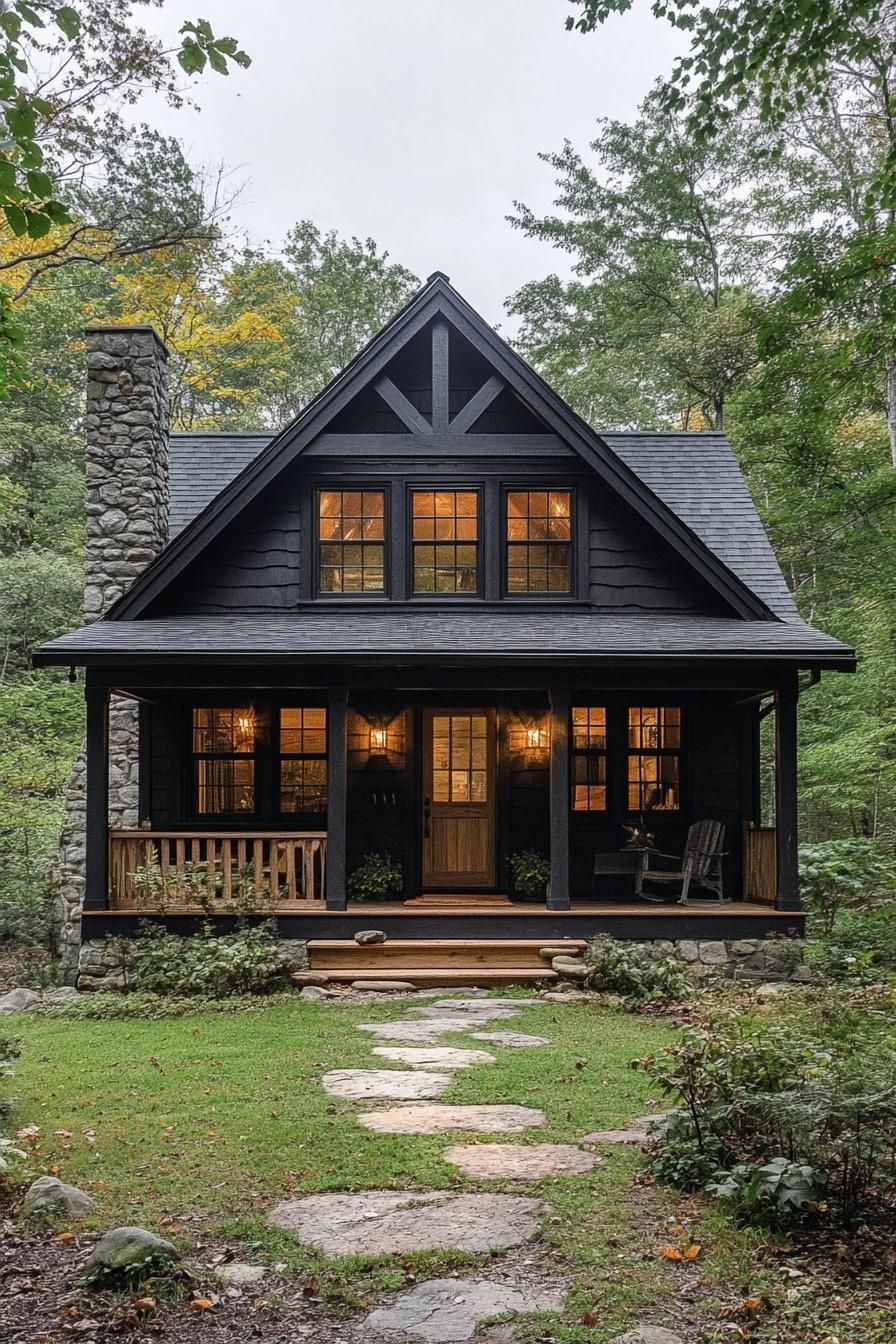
[81,662,804,936]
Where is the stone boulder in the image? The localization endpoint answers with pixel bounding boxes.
[22,1176,97,1220]
[551,957,588,979]
[354,929,387,945]
[0,988,39,1014]
[350,979,416,992]
[611,1327,685,1344]
[43,986,79,1003]
[84,1226,179,1281]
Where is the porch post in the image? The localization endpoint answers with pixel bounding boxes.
[548,689,571,910]
[774,672,800,912]
[84,684,110,911]
[326,686,348,911]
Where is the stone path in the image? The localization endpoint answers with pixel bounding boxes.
[268,1190,544,1255]
[442,1142,602,1179]
[372,1045,497,1069]
[358,1103,547,1134]
[321,1068,451,1101]
[267,986,670,1341]
[364,1278,564,1342]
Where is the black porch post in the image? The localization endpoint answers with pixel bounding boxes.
[548,689,571,910]
[326,687,348,911]
[84,684,109,911]
[774,672,800,912]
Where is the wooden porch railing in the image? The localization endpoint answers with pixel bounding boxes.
[108,830,327,911]
[743,823,777,905]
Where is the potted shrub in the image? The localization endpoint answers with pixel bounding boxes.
[347,851,404,901]
[510,849,551,902]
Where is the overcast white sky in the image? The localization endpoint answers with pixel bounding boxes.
[141,1,684,326]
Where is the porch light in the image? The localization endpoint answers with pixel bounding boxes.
[526,725,549,750]
[369,725,388,753]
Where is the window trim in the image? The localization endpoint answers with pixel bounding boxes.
[275,704,329,822]
[313,484,390,600]
[407,484,483,599]
[501,484,576,600]
[189,703,260,821]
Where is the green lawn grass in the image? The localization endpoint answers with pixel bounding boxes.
[10,996,758,1337]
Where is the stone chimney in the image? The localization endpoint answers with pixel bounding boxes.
[84,325,170,620]
[55,325,170,983]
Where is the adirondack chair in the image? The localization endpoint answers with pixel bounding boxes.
[634,819,728,904]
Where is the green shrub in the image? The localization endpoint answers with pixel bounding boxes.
[583,936,688,1003]
[649,1110,723,1191]
[800,839,896,933]
[126,922,295,996]
[347,851,403,900]
[37,990,296,1020]
[639,1011,896,1226]
[510,850,550,898]
[0,1032,21,1125]
[808,905,896,981]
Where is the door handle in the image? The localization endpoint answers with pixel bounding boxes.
[423,797,431,839]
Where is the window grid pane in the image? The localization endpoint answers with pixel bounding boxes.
[506,489,571,594]
[280,707,328,813]
[412,491,479,593]
[192,706,257,815]
[570,705,607,811]
[627,706,681,811]
[318,490,386,593]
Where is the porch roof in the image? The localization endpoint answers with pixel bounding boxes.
[33,608,855,668]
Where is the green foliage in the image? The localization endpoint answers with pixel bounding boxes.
[800,839,896,931]
[583,936,688,1003]
[640,1010,896,1224]
[510,849,551,898]
[809,906,896,981]
[347,851,404,901]
[649,1109,723,1191]
[37,990,296,1020]
[707,1157,826,1227]
[126,923,295,997]
[0,1031,21,1124]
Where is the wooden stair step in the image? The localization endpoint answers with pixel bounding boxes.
[307,937,586,971]
[299,966,560,987]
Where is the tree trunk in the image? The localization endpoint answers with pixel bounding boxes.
[886,355,896,468]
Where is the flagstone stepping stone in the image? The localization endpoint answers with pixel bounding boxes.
[216,1261,267,1286]
[358,1104,546,1134]
[470,1030,549,1047]
[580,1114,665,1145]
[425,998,527,1010]
[322,1069,450,1101]
[611,1327,686,1344]
[442,1143,602,1179]
[357,1019,476,1043]
[364,1277,563,1341]
[412,1005,521,1022]
[268,1190,543,1256]
[373,1045,497,1070]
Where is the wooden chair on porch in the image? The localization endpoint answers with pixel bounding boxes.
[634,819,728,905]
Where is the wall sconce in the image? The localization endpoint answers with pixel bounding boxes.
[526,725,549,750]
[369,725,388,753]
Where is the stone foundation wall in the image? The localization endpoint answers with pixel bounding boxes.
[600,937,806,983]
[78,936,310,992]
[54,326,170,983]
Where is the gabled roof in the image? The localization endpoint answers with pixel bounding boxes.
[111,274,773,623]
[168,428,799,621]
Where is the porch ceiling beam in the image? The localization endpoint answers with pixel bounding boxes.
[374,376,433,435]
[449,375,504,435]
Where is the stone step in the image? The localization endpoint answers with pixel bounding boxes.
[297,965,559,987]
[307,938,585,972]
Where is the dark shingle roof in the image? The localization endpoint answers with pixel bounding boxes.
[33,609,853,666]
[168,429,797,619]
[169,432,271,536]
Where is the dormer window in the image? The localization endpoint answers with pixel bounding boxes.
[318,490,386,594]
[506,489,572,594]
[411,490,479,594]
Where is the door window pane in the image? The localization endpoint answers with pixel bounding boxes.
[431,714,488,802]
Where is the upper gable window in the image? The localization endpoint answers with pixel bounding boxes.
[411,490,479,594]
[318,490,386,594]
[506,490,572,594]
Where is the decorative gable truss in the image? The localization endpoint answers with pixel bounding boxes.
[105,274,775,623]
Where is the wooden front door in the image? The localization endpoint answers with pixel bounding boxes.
[422,709,496,888]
